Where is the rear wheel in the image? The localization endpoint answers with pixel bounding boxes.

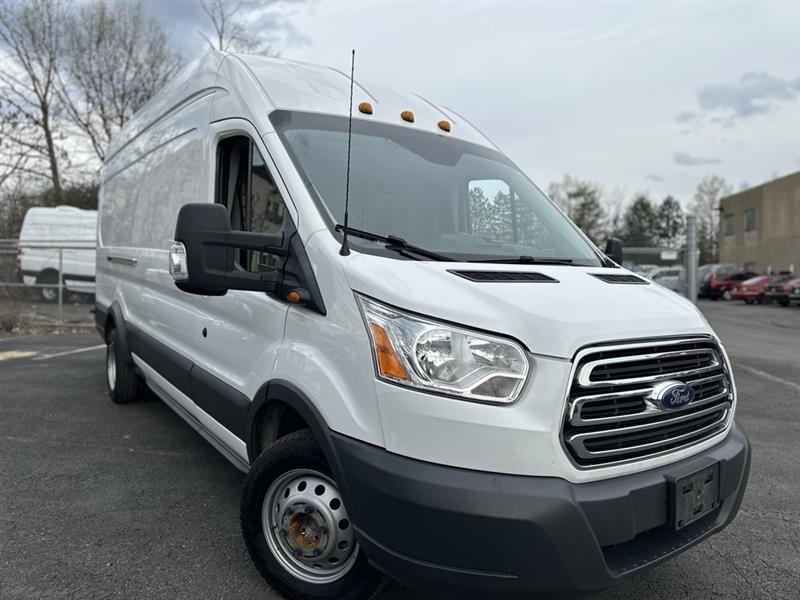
[722,289,732,301]
[779,298,790,307]
[241,430,382,600]
[106,328,139,403]
[745,299,754,305]
[36,271,59,303]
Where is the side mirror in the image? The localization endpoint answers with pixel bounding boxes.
[171,203,285,296]
[604,238,624,265]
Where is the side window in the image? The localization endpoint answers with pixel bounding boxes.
[215,135,287,273]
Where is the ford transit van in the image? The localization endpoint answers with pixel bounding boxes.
[18,206,96,301]
[95,51,750,600]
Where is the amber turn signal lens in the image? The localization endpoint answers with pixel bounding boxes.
[401,110,415,123]
[287,290,301,304]
[358,102,373,115]
[438,120,451,132]
[369,323,410,381]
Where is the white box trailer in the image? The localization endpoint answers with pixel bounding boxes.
[17,206,97,301]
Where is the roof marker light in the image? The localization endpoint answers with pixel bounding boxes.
[358,102,373,115]
[401,110,415,123]
[438,120,451,132]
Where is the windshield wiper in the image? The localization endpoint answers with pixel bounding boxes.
[469,255,575,265]
[334,225,454,262]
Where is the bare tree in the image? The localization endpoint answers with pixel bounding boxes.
[690,175,732,263]
[200,0,280,56]
[57,0,183,162]
[0,0,66,203]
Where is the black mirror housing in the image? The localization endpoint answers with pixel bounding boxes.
[604,238,624,265]
[174,203,285,296]
[172,203,326,314]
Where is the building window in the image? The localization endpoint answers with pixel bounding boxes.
[723,214,734,236]
[744,208,757,232]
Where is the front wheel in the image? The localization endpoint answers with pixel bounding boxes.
[722,289,732,301]
[241,430,382,600]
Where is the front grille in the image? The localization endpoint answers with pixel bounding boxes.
[563,338,733,468]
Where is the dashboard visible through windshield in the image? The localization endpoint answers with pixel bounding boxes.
[271,110,604,266]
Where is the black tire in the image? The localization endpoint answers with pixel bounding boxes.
[745,299,754,305]
[106,328,139,403]
[779,298,790,307]
[241,430,383,600]
[36,270,59,303]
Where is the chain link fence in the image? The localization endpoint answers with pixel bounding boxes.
[0,238,96,332]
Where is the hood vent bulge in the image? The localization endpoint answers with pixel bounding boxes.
[449,270,559,283]
[590,273,649,285]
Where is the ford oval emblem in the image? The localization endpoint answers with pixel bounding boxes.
[649,381,696,411]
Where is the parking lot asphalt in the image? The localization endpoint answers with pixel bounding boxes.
[0,300,798,600]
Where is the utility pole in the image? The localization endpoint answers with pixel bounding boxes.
[686,215,698,303]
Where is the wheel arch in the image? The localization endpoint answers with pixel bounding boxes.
[246,380,351,499]
[100,302,133,362]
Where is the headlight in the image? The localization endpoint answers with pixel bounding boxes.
[357,295,530,403]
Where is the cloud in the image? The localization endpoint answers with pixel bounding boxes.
[697,72,800,119]
[646,174,665,182]
[673,151,721,166]
[674,110,698,123]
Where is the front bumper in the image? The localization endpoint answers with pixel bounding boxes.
[334,422,750,599]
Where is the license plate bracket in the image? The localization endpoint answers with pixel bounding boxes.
[667,462,720,530]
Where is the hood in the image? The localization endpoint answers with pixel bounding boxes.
[344,255,713,359]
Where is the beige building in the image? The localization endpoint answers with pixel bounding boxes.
[719,170,800,274]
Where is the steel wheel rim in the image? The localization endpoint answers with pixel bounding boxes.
[262,468,358,584]
[106,342,117,391]
[42,286,57,302]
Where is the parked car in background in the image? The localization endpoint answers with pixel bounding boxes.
[789,281,800,305]
[648,265,684,292]
[763,277,800,306]
[17,206,97,302]
[731,274,790,304]
[713,271,760,300]
[632,263,658,276]
[697,263,737,299]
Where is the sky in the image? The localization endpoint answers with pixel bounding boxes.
[144,0,800,205]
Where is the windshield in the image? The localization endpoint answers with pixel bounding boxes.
[271,111,604,265]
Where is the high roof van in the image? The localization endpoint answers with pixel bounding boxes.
[18,206,97,301]
[95,51,750,600]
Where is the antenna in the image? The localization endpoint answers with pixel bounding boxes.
[339,49,356,256]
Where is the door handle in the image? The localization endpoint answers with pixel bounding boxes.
[107,255,138,266]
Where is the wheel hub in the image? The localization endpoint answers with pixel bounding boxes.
[262,469,357,584]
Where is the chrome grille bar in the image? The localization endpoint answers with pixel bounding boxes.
[577,348,720,388]
[569,408,730,460]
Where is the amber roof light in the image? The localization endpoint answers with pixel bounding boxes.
[438,120,451,132]
[401,110,415,123]
[358,102,373,115]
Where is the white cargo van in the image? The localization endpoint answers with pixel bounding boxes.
[95,51,750,600]
[18,205,97,301]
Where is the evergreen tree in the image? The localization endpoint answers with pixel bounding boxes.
[656,195,684,247]
[622,195,658,246]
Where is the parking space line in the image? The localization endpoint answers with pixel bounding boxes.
[735,363,800,394]
[0,350,39,361]
[33,344,105,361]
